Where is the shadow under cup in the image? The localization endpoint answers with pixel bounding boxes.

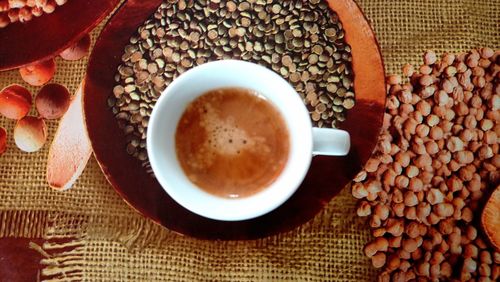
[147,60,314,221]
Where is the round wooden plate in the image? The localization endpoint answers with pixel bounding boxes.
[84,0,386,240]
[0,0,120,71]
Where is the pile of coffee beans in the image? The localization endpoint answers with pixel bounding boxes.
[109,0,355,169]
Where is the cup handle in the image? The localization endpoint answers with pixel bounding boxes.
[312,127,350,156]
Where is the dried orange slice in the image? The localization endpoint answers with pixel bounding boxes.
[481,186,500,251]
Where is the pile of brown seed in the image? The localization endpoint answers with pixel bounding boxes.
[109,0,354,168]
[352,48,499,281]
[0,0,69,28]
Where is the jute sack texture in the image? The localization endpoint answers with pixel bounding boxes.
[0,0,498,281]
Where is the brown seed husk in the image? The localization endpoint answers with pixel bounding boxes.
[35,83,71,119]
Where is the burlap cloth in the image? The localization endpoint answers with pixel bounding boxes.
[0,0,499,281]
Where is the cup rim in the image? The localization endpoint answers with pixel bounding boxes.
[147,60,313,221]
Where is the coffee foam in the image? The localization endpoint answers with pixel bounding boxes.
[199,103,256,156]
[186,102,268,174]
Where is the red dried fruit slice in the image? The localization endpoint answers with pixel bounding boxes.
[481,186,500,252]
[18,59,56,86]
[47,84,92,190]
[59,34,91,61]
[14,116,47,152]
[0,84,32,119]
[35,83,71,119]
[0,126,6,156]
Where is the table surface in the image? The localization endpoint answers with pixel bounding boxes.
[0,0,499,281]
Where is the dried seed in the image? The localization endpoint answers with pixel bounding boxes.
[59,34,91,61]
[226,1,236,12]
[0,0,68,28]
[35,83,71,119]
[19,59,56,86]
[0,84,32,120]
[14,116,47,152]
[315,103,326,113]
[343,98,355,109]
[281,55,293,67]
[238,2,250,11]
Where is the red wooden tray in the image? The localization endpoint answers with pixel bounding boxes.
[0,0,120,71]
[84,0,386,240]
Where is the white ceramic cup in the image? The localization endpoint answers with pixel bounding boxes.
[147,60,350,221]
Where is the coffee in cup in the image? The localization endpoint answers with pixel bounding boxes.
[175,87,289,199]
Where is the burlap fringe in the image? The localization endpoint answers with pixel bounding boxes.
[87,213,178,250]
[0,210,50,238]
[24,212,88,282]
[38,244,86,282]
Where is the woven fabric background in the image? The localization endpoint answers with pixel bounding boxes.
[0,0,499,281]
